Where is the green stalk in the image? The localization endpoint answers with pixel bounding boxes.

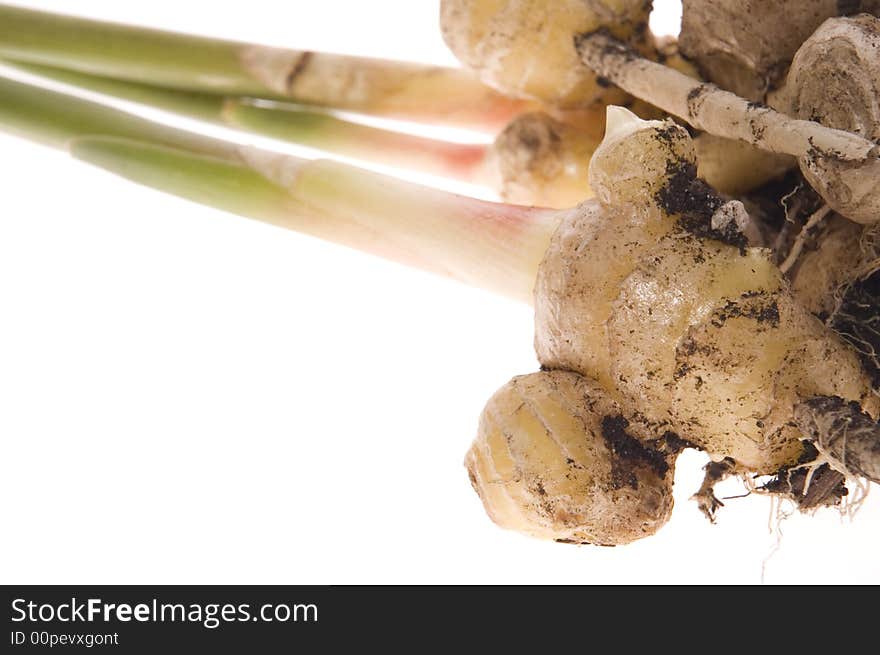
[0,4,532,130]
[0,75,235,159]
[69,138,302,229]
[4,61,492,182]
[225,102,491,182]
[0,75,557,302]
[3,60,225,122]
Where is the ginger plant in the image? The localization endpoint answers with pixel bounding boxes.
[3,70,878,545]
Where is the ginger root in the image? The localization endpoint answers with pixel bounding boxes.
[466,370,676,545]
[576,29,880,224]
[786,14,880,224]
[490,112,601,208]
[440,0,653,108]
[468,108,880,544]
[535,109,876,473]
[679,0,880,102]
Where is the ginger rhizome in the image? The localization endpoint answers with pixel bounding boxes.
[466,371,676,545]
[4,4,880,548]
[439,0,811,201]
[576,27,880,224]
[440,0,654,108]
[489,111,602,207]
[547,112,874,481]
[679,1,880,102]
[466,108,880,544]
[784,14,880,224]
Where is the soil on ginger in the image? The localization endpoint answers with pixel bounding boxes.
[829,271,880,388]
[654,157,748,250]
[600,414,670,490]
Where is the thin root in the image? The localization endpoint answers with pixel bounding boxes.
[778,205,832,274]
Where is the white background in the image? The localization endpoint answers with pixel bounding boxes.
[1,1,877,584]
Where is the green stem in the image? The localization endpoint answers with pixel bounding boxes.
[4,61,491,182]
[1,75,556,302]
[226,101,491,182]
[0,3,273,96]
[3,60,226,122]
[0,75,235,159]
[0,4,531,130]
[70,138,302,228]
